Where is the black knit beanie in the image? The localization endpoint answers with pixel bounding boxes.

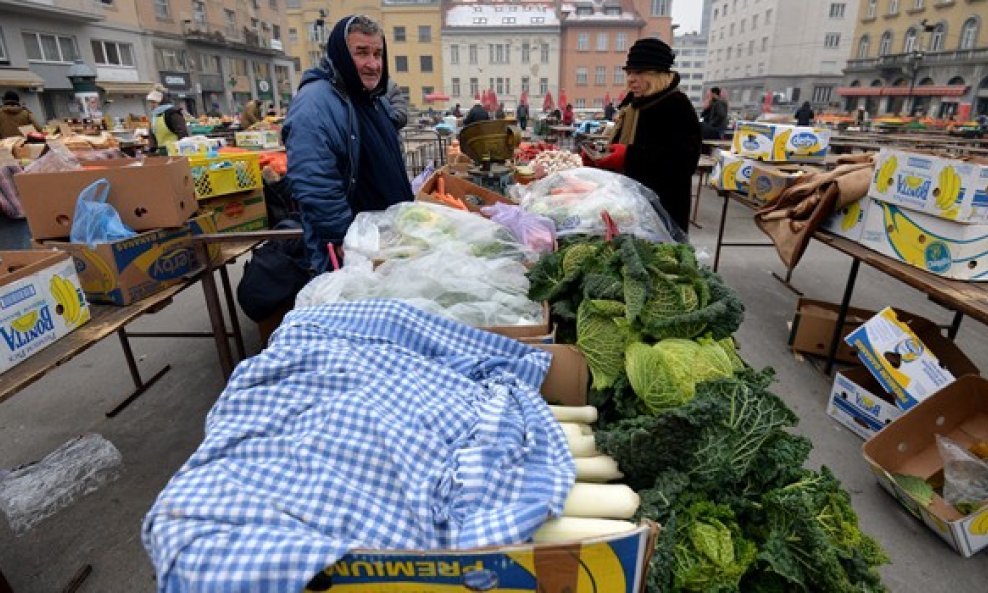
[624,37,675,72]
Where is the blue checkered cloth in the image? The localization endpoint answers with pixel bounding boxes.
[142,300,575,593]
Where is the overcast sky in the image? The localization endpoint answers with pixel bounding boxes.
[672,0,704,35]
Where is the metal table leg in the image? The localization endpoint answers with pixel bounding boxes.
[197,242,234,379]
[690,171,705,230]
[219,265,246,361]
[713,191,730,272]
[947,310,965,340]
[824,258,861,376]
[105,329,171,418]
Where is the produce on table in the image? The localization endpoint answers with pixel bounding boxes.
[563,483,640,519]
[514,141,559,163]
[533,517,638,543]
[527,235,888,592]
[531,150,583,177]
[892,474,935,507]
[574,455,624,482]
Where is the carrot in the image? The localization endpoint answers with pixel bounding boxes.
[437,175,446,197]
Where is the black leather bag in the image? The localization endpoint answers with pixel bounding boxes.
[237,220,312,322]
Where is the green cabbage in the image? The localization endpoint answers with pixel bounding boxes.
[577,299,630,390]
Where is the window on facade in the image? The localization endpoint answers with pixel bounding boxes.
[857,35,870,58]
[156,47,188,70]
[540,43,550,63]
[576,67,588,85]
[225,10,237,36]
[752,14,758,28]
[450,45,459,64]
[830,2,846,17]
[726,46,732,59]
[615,32,628,51]
[522,76,530,92]
[192,1,206,26]
[154,0,169,19]
[824,33,841,48]
[522,42,530,63]
[496,77,504,94]
[576,98,586,108]
[505,78,511,95]
[470,77,479,96]
[879,30,893,55]
[286,0,300,7]
[469,44,478,64]
[812,86,833,103]
[960,18,979,50]
[306,50,320,67]
[502,17,515,24]
[748,39,754,55]
[930,24,945,51]
[393,27,405,42]
[912,0,923,9]
[199,53,221,74]
[539,77,548,95]
[765,8,772,24]
[23,32,78,63]
[758,62,765,74]
[420,55,433,72]
[395,56,408,72]
[597,33,608,51]
[472,17,486,24]
[0,32,7,63]
[489,44,509,64]
[269,0,277,9]
[577,33,589,51]
[421,86,433,102]
[418,26,431,43]
[651,0,670,16]
[888,0,899,15]
[605,7,621,15]
[730,23,735,35]
[229,57,247,76]
[740,19,745,33]
[866,0,877,17]
[903,28,917,52]
[91,39,135,67]
[613,67,625,85]
[576,6,592,15]
[451,78,461,97]
[594,65,605,84]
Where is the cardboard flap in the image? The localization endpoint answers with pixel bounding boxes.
[535,344,589,407]
[0,250,69,285]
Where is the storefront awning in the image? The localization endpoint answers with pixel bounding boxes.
[97,81,156,95]
[0,69,45,89]
[838,85,968,97]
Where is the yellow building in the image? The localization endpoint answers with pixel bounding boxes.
[841,0,988,118]
[283,1,442,110]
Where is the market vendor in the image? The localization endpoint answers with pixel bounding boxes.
[240,100,262,128]
[0,91,42,139]
[587,37,700,234]
[282,14,413,273]
[145,87,188,155]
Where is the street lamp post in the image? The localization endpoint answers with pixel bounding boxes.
[906,50,923,117]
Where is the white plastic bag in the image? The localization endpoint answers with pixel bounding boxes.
[518,167,684,243]
[937,434,988,514]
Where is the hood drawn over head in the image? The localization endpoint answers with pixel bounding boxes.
[326,14,389,103]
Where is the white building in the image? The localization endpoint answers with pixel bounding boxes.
[442,3,561,110]
[673,32,708,110]
[703,0,859,116]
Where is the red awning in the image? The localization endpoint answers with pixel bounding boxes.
[881,85,968,97]
[836,87,883,97]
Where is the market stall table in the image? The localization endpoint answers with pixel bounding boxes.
[691,155,715,229]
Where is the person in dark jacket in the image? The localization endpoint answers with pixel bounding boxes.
[516,102,529,130]
[603,101,616,121]
[384,77,408,130]
[700,87,728,139]
[463,100,490,125]
[795,101,815,126]
[589,37,701,235]
[146,88,188,154]
[0,91,42,139]
[282,14,413,273]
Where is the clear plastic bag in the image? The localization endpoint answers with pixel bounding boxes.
[342,201,536,264]
[937,434,988,514]
[70,178,136,247]
[0,433,122,535]
[518,167,685,243]
[296,247,543,328]
[23,145,82,174]
[480,203,556,253]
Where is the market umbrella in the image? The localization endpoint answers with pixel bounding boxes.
[762,90,773,114]
[424,91,450,103]
[543,91,554,113]
[489,88,499,112]
[603,91,612,106]
[559,88,569,109]
[520,90,529,106]
[617,90,626,104]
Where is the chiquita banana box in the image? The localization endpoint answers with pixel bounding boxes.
[844,307,955,410]
[820,196,872,242]
[731,122,830,162]
[869,148,988,224]
[860,199,988,281]
[0,250,90,374]
[709,150,755,194]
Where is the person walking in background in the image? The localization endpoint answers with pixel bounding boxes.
[384,77,408,130]
[452,103,462,117]
[0,91,42,138]
[516,102,529,131]
[495,102,506,119]
[145,87,188,154]
[700,87,728,140]
[463,99,490,125]
[604,101,616,121]
[795,101,815,126]
[585,37,701,235]
[240,99,262,128]
[562,104,575,126]
[282,14,412,273]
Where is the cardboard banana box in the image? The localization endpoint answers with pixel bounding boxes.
[749,163,820,203]
[0,250,90,375]
[869,148,988,224]
[709,150,755,194]
[820,196,872,242]
[731,121,830,163]
[859,200,988,281]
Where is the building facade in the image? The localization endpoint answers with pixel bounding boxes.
[381,0,444,109]
[704,0,860,117]
[0,0,156,122]
[673,32,708,110]
[840,0,988,119]
[443,2,561,111]
[133,0,296,117]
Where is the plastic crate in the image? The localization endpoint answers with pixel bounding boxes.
[189,153,262,200]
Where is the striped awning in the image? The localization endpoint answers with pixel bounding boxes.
[0,69,45,89]
[97,81,156,95]
[837,85,967,97]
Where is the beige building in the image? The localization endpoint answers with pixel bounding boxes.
[840,0,988,118]
[283,1,442,111]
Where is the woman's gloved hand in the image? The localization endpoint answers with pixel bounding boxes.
[595,144,627,172]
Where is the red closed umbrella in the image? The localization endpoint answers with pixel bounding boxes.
[603,91,612,105]
[424,91,450,103]
[543,91,554,112]
[520,90,529,106]
[488,88,499,111]
[762,90,773,114]
[559,88,569,108]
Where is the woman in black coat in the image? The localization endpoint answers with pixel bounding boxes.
[590,38,701,235]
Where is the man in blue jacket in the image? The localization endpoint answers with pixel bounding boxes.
[283,14,413,272]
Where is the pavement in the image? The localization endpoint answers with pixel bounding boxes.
[1,180,988,592]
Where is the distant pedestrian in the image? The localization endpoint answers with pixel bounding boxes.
[700,87,728,139]
[384,78,408,129]
[604,101,616,121]
[495,102,505,119]
[0,91,42,138]
[516,102,529,130]
[463,99,490,125]
[795,101,814,126]
[452,103,462,117]
[146,88,189,154]
[562,104,574,126]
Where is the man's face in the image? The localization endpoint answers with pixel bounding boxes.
[347,31,384,91]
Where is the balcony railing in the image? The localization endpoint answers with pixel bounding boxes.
[180,22,285,55]
[845,47,988,70]
[0,0,103,21]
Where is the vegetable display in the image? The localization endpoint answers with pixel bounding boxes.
[527,235,888,592]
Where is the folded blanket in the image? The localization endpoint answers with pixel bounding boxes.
[143,300,575,593]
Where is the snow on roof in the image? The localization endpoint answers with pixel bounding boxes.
[559,1,637,22]
[445,4,560,28]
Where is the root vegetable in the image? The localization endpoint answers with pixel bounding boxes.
[563,483,640,519]
[574,455,624,482]
[533,517,637,543]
